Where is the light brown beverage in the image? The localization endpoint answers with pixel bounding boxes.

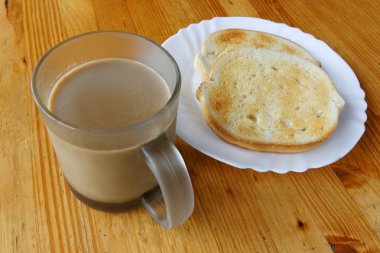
[47,58,172,205]
[49,58,171,128]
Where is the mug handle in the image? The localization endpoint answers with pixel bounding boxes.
[140,134,194,228]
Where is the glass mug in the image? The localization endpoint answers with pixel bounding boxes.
[31,31,194,228]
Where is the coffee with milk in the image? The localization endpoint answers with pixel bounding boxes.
[47,58,172,204]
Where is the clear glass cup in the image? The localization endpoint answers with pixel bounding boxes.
[31,31,194,228]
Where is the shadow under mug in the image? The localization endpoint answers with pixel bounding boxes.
[30,31,194,228]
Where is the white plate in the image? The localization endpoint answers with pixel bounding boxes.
[162,17,367,173]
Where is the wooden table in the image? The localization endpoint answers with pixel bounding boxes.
[1,0,380,252]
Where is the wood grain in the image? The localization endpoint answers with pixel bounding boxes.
[1,0,380,252]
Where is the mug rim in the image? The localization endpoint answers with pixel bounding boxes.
[30,30,181,134]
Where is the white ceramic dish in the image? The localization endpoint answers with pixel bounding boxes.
[162,17,367,173]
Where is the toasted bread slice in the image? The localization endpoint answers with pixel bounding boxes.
[196,48,345,153]
[195,29,320,80]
